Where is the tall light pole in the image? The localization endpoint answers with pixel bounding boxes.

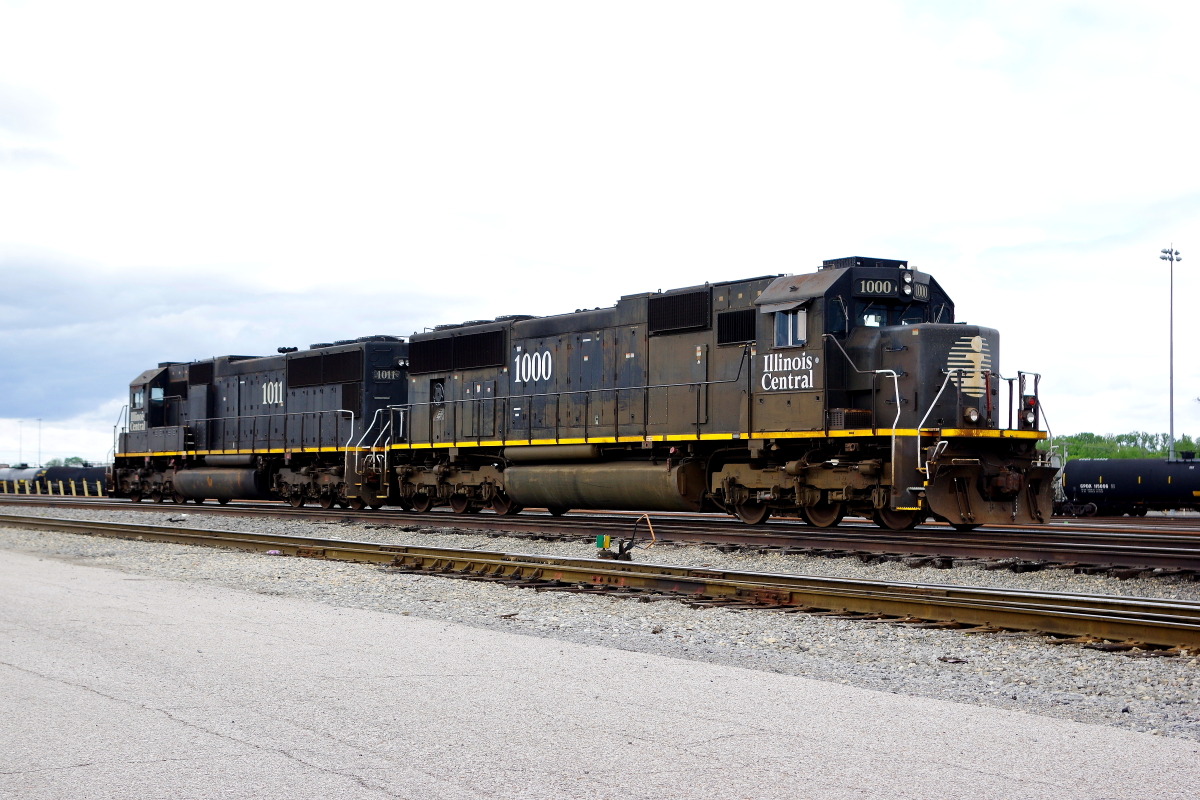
[1161,246,1183,460]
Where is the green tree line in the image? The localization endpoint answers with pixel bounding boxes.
[1044,432,1200,461]
[42,457,88,467]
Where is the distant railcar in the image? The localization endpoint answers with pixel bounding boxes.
[0,465,107,495]
[1061,456,1200,516]
[0,466,41,492]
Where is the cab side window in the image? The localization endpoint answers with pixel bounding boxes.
[774,308,807,348]
[856,301,886,328]
[132,389,145,409]
[826,298,848,336]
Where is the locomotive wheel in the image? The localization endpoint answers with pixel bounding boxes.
[547,506,570,517]
[192,497,206,505]
[318,494,335,509]
[801,502,844,528]
[873,507,918,531]
[347,497,366,511]
[150,490,164,503]
[172,492,187,504]
[734,500,772,525]
[129,492,142,503]
[217,498,230,505]
[1136,507,1148,517]
[288,493,306,509]
[491,494,523,516]
[369,502,383,510]
[1082,503,1098,517]
[449,495,472,514]
[410,493,435,513]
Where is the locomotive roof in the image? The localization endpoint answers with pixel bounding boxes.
[754,269,847,308]
[411,273,784,341]
[129,366,167,386]
[755,265,938,308]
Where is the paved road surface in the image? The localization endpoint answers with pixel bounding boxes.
[1,548,1197,799]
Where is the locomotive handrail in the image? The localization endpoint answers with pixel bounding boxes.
[120,409,356,455]
[350,408,386,476]
[917,369,956,477]
[822,334,903,493]
[392,346,750,445]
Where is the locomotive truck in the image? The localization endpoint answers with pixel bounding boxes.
[113,257,1054,529]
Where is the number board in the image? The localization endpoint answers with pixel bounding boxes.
[853,278,897,298]
[912,282,929,302]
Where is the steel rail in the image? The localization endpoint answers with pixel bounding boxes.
[7,494,1200,534]
[2,513,1199,649]
[3,496,1200,573]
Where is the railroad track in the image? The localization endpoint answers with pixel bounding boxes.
[4,496,1200,577]
[2,512,1198,651]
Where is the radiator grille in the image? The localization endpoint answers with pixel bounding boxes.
[322,351,362,384]
[454,330,505,370]
[409,338,455,374]
[648,290,710,335]
[287,355,323,388]
[716,308,757,344]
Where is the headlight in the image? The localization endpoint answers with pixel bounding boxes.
[902,284,913,296]
[1024,410,1036,425]
[964,407,981,424]
[902,272,913,284]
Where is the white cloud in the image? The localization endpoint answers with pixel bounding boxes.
[0,0,1198,448]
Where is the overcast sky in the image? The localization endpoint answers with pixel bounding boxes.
[1,1,1197,464]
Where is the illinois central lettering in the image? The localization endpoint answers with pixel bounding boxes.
[760,353,818,391]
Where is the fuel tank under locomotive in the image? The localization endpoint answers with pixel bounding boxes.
[503,461,707,512]
[172,468,274,502]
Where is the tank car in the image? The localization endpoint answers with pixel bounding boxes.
[385,256,1054,529]
[111,337,408,508]
[0,464,108,495]
[0,465,41,493]
[1060,456,1200,516]
[40,465,109,495]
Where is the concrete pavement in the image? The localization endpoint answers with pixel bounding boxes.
[1,547,1197,799]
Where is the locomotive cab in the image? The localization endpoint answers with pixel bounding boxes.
[735,257,1053,527]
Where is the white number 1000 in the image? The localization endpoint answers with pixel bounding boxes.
[514,351,553,383]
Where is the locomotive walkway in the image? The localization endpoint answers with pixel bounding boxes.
[2,547,1198,799]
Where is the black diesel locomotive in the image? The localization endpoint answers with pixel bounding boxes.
[1061,456,1200,516]
[114,337,408,508]
[112,257,1053,528]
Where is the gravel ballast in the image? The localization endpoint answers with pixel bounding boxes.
[0,504,1198,742]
